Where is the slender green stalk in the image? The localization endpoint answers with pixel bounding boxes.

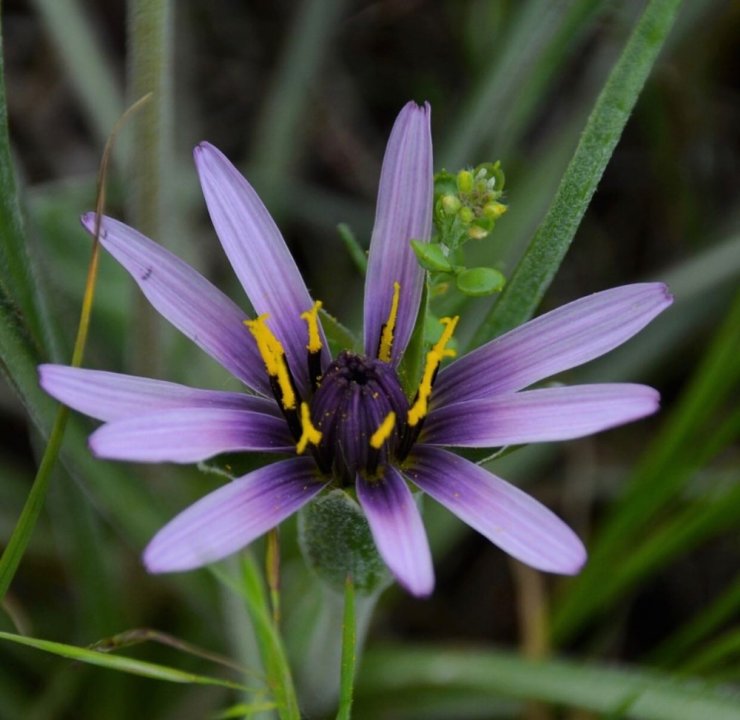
[0,17,60,359]
[0,631,247,691]
[0,96,151,600]
[470,0,684,347]
[336,575,357,720]
[337,223,368,276]
[127,0,172,375]
[241,555,300,720]
[266,528,282,625]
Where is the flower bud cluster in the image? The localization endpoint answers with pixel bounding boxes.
[410,162,508,299]
[435,162,507,247]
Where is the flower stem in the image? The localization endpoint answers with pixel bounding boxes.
[266,528,281,625]
[241,554,300,720]
[126,0,172,375]
[336,574,357,720]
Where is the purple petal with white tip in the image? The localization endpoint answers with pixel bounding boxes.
[423,384,659,448]
[433,283,673,406]
[89,408,294,463]
[81,213,271,396]
[356,466,434,597]
[406,447,586,574]
[39,364,279,422]
[144,458,326,572]
[194,142,328,395]
[364,102,433,364]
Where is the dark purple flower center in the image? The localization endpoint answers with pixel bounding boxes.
[309,351,410,484]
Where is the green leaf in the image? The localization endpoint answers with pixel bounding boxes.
[470,0,684,346]
[0,631,246,690]
[356,645,740,720]
[0,16,60,359]
[455,267,505,296]
[411,240,453,273]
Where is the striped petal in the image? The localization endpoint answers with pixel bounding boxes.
[89,408,294,463]
[81,213,270,396]
[433,283,673,406]
[406,447,586,574]
[356,466,434,597]
[364,102,433,365]
[194,142,328,395]
[39,364,279,422]
[144,458,326,572]
[423,384,659,448]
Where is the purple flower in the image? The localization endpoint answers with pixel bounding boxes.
[39,102,672,597]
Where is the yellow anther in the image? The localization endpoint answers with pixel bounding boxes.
[370,411,396,450]
[245,314,296,410]
[296,402,322,454]
[378,281,401,363]
[407,316,459,427]
[300,300,323,353]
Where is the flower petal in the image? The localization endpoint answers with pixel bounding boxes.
[406,446,586,574]
[356,466,434,597]
[423,384,659,447]
[81,213,270,396]
[144,458,326,572]
[39,364,279,422]
[433,283,673,406]
[89,408,294,463]
[194,142,328,395]
[363,102,433,364]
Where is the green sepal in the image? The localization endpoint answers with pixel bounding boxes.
[410,240,453,273]
[397,280,429,396]
[455,267,506,296]
[319,307,360,355]
[298,489,391,596]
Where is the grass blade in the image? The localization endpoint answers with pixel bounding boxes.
[470,0,684,346]
[0,631,246,690]
[356,645,740,720]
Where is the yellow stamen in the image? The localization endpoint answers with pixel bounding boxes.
[245,314,296,410]
[407,316,459,426]
[370,411,396,449]
[300,300,323,353]
[296,402,322,454]
[378,281,401,363]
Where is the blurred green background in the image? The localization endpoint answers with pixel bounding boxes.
[1,1,738,718]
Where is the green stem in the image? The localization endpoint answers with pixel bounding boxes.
[126,0,172,375]
[241,555,300,720]
[336,575,357,720]
[470,0,684,347]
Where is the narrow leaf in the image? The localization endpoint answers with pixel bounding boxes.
[470,0,684,346]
